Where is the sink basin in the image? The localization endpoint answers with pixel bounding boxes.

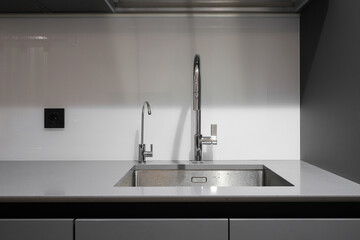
[115,164,293,187]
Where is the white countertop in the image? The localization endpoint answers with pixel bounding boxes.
[0,160,359,202]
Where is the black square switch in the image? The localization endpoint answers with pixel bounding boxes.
[44,108,65,128]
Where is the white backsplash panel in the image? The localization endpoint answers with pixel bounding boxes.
[0,15,299,160]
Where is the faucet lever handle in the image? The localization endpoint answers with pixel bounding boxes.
[211,124,217,137]
[202,124,217,145]
[146,144,153,158]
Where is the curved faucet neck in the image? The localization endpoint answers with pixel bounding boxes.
[193,55,202,161]
[193,54,201,112]
[141,101,151,145]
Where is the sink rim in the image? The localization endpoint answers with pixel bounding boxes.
[115,164,294,187]
[132,164,267,171]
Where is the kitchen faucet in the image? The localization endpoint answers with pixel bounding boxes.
[193,54,217,162]
[138,101,153,163]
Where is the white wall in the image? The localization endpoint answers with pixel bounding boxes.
[0,15,299,161]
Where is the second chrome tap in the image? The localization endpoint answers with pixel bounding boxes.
[138,101,153,163]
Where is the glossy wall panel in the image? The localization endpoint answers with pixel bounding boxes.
[0,15,299,160]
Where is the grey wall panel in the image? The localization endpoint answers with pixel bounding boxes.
[76,219,228,240]
[231,219,360,240]
[0,219,73,240]
[300,0,360,183]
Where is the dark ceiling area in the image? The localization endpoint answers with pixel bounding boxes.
[0,0,114,13]
[0,0,311,14]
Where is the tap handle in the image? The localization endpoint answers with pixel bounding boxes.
[211,124,217,137]
[210,124,217,145]
[146,144,153,158]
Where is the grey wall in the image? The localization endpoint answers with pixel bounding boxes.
[301,0,360,183]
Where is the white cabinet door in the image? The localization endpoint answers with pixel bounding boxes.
[0,219,73,240]
[230,219,360,240]
[76,219,228,240]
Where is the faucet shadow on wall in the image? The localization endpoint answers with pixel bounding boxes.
[171,105,190,161]
[133,130,139,161]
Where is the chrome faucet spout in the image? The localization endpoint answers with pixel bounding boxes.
[192,55,217,162]
[141,101,151,145]
[139,101,153,163]
[193,54,201,111]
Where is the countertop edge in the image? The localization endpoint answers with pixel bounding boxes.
[1,196,360,203]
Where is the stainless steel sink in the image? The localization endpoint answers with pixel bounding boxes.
[115,164,293,187]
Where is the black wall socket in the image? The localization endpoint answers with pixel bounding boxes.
[44,108,65,128]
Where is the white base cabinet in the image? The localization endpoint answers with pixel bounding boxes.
[0,219,73,240]
[230,219,360,240]
[75,219,228,240]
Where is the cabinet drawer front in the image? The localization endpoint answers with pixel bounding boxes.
[0,219,73,240]
[76,219,228,240]
[230,219,360,240]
